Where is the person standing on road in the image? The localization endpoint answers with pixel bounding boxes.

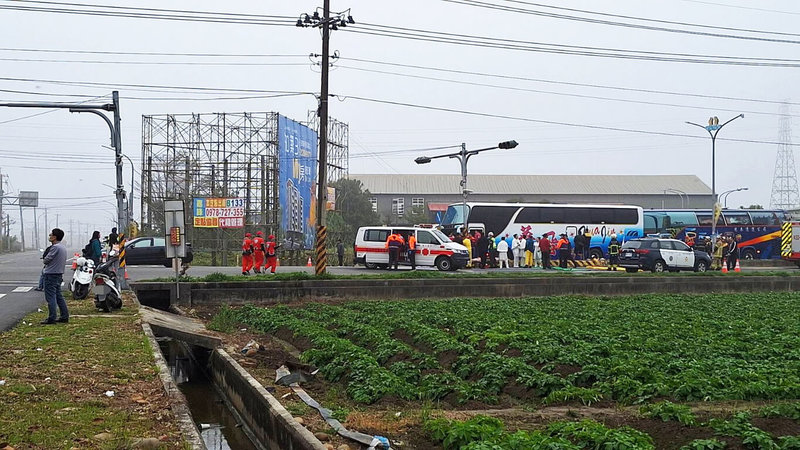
[726,235,739,271]
[557,233,570,268]
[264,234,280,274]
[462,232,473,268]
[476,231,489,269]
[336,239,345,266]
[252,231,265,274]
[34,245,53,292]
[385,232,404,270]
[511,234,522,268]
[241,232,254,275]
[573,232,585,261]
[487,232,497,268]
[106,227,118,250]
[41,228,68,325]
[85,231,103,266]
[496,235,509,268]
[524,234,535,268]
[607,234,620,271]
[407,233,417,270]
[539,234,551,269]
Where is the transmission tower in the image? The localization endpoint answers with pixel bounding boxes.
[770,104,799,209]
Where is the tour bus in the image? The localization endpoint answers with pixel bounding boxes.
[354,226,470,271]
[644,209,791,259]
[440,202,644,259]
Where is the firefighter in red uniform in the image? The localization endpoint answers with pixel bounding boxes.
[385,232,405,270]
[241,232,254,275]
[264,234,280,274]
[252,231,265,274]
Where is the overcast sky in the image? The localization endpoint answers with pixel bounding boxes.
[0,0,798,247]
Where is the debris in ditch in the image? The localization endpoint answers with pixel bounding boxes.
[0,380,5,386]
[241,340,261,356]
[104,390,115,397]
[275,365,393,449]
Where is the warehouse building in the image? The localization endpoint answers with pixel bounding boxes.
[351,174,712,223]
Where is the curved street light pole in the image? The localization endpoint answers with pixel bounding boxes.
[415,140,518,234]
[663,189,687,208]
[686,114,744,250]
[721,187,748,208]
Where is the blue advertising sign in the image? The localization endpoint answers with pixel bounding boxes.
[278,115,318,250]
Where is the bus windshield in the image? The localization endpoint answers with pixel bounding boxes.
[441,204,467,226]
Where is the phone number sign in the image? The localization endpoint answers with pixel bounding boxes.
[193,197,245,228]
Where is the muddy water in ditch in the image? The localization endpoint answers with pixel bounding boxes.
[158,338,257,450]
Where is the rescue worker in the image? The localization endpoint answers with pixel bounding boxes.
[487,232,497,268]
[252,231,266,274]
[241,232,254,275]
[539,233,552,269]
[685,233,696,249]
[385,232,404,270]
[726,235,739,272]
[462,232,473,268]
[607,234,620,271]
[407,232,417,270]
[712,236,726,270]
[264,234,280,274]
[557,233,571,268]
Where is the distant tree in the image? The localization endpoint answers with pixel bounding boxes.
[740,204,764,209]
[327,178,380,246]
[402,205,430,226]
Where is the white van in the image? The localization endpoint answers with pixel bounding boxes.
[354,226,470,271]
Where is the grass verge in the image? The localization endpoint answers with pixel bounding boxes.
[0,292,186,449]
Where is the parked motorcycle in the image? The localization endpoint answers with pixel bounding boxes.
[93,251,123,312]
[70,256,95,300]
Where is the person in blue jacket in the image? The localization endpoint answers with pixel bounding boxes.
[86,230,103,266]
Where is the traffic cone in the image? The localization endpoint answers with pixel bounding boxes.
[71,253,79,270]
[306,257,312,267]
[276,258,280,268]
[734,259,741,273]
[124,267,130,280]
[721,263,728,274]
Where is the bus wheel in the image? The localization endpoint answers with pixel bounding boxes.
[435,256,453,271]
[742,249,757,260]
[589,248,603,260]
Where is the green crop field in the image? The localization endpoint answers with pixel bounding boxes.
[214,293,800,448]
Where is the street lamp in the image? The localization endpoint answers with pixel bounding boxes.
[686,114,744,248]
[662,189,687,208]
[415,140,518,234]
[721,187,748,208]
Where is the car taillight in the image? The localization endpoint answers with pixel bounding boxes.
[635,249,650,254]
[95,278,104,285]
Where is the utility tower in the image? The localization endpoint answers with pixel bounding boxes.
[770,104,800,209]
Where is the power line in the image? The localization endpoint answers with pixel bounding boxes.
[0,47,307,58]
[443,0,800,43]
[337,93,800,147]
[0,56,312,67]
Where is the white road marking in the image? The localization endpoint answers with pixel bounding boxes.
[0,294,5,299]
[12,287,33,293]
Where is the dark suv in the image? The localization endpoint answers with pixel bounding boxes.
[619,238,711,273]
[125,237,193,267]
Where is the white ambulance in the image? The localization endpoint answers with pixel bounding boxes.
[354,226,470,271]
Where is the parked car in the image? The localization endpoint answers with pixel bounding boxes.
[619,237,710,273]
[124,237,193,267]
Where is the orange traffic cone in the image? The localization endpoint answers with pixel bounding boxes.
[734,259,741,273]
[276,258,280,268]
[71,253,79,270]
[306,257,313,267]
[124,267,130,280]
[721,262,728,274]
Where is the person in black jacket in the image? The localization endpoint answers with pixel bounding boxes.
[476,232,490,268]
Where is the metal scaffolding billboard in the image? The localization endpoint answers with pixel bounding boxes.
[141,111,348,263]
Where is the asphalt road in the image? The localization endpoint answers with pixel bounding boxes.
[2,250,793,332]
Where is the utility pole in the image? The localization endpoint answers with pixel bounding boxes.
[0,170,4,252]
[0,92,128,233]
[297,2,354,275]
[18,204,24,251]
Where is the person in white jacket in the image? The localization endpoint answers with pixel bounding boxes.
[511,234,523,268]
[496,237,510,268]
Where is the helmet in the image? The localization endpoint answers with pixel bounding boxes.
[488,232,494,236]
[268,234,275,240]
[256,231,263,236]
[245,232,252,237]
[611,233,617,239]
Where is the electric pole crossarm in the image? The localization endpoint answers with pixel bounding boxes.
[0,102,113,110]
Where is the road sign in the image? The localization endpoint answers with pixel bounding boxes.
[18,191,38,207]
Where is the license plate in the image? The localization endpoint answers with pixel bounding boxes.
[92,285,105,295]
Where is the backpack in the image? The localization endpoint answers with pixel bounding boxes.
[82,242,92,257]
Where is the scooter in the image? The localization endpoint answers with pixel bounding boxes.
[70,256,95,300]
[93,251,123,312]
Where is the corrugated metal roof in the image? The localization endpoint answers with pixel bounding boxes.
[350,174,711,195]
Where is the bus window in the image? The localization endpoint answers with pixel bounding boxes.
[564,208,592,224]
[750,211,779,225]
[665,211,698,227]
[723,211,751,225]
[696,213,724,226]
[541,207,564,223]
[473,206,519,235]
[515,207,541,223]
[591,208,616,224]
[441,205,467,226]
[644,215,659,235]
